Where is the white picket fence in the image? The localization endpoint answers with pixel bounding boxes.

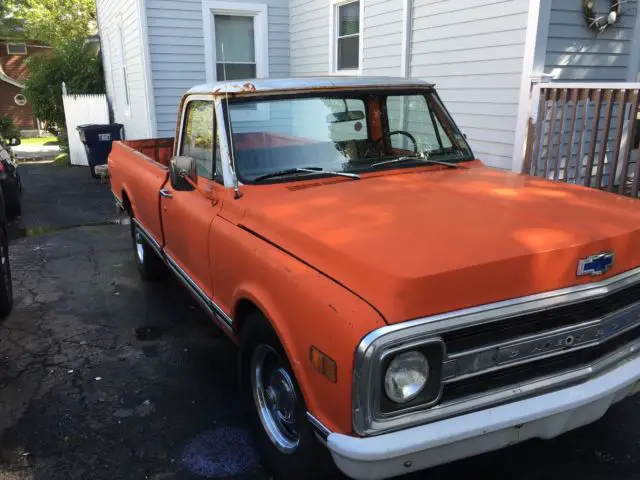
[61,83,110,166]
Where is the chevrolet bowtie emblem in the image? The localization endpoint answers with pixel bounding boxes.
[577,252,615,276]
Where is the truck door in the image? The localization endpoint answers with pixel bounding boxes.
[161,98,220,300]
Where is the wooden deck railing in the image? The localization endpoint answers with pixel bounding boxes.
[523,82,640,198]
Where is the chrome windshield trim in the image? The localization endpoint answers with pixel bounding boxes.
[353,267,640,436]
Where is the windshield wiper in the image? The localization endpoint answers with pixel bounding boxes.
[253,167,360,182]
[371,154,462,169]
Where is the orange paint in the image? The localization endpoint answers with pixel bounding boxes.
[109,89,640,438]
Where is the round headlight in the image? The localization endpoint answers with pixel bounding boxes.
[384,351,429,404]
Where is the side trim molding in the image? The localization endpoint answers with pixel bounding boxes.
[165,254,234,332]
[132,219,233,333]
[307,412,332,441]
[132,218,163,257]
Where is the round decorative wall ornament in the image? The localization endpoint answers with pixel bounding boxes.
[14,93,27,106]
[583,0,621,32]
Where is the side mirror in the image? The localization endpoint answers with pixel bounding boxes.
[170,156,197,191]
[9,138,20,147]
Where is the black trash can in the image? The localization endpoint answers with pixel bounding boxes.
[77,123,124,178]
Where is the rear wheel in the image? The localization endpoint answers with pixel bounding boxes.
[130,218,167,281]
[240,314,336,479]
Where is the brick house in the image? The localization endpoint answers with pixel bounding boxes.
[0,40,50,135]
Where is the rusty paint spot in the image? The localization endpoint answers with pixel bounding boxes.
[242,82,256,92]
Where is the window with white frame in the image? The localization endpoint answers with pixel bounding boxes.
[6,43,27,55]
[334,1,360,72]
[202,1,269,120]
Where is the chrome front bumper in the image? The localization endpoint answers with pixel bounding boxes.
[326,352,640,480]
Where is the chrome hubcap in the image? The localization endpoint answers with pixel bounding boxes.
[251,345,299,453]
[134,229,145,263]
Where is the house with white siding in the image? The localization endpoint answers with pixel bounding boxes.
[95,0,640,172]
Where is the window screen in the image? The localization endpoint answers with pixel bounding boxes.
[7,43,27,55]
[215,15,256,80]
[337,2,359,70]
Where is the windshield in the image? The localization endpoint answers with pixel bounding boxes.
[226,90,473,183]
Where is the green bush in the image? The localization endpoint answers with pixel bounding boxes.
[0,117,20,140]
[22,40,104,145]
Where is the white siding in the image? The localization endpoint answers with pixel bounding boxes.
[146,0,290,137]
[290,0,328,75]
[545,0,638,81]
[362,0,402,76]
[96,0,152,139]
[410,0,529,169]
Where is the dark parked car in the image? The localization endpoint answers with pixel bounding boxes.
[0,135,22,217]
[0,183,13,318]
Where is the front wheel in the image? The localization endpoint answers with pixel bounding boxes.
[240,315,336,479]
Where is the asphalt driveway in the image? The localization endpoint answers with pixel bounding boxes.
[0,163,639,480]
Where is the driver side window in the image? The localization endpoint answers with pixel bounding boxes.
[386,95,452,152]
[181,100,219,179]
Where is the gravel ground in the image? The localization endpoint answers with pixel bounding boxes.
[0,163,638,480]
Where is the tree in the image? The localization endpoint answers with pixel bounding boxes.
[12,0,96,48]
[23,40,104,133]
[0,1,24,40]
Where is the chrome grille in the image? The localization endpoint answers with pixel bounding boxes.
[441,324,640,404]
[443,280,640,354]
[353,267,640,436]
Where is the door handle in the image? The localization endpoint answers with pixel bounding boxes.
[160,188,173,199]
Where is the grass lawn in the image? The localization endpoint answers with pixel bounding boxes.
[53,153,69,166]
[19,136,59,147]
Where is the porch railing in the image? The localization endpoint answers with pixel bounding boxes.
[523,82,640,198]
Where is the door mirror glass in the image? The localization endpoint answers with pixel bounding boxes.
[170,156,197,191]
[8,138,20,147]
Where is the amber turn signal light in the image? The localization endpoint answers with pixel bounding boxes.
[310,346,337,383]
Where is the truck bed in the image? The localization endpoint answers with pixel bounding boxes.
[109,138,175,248]
[121,138,174,167]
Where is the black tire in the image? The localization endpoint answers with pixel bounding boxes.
[240,314,337,480]
[130,218,167,281]
[0,206,13,318]
[3,181,21,218]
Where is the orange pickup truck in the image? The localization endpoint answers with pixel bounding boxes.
[109,77,640,480]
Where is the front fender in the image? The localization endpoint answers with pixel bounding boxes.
[211,218,386,435]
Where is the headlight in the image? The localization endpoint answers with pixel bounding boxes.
[384,351,430,403]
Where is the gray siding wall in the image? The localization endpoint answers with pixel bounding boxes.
[362,0,403,76]
[146,0,291,137]
[545,0,638,81]
[410,0,529,169]
[290,0,328,75]
[96,0,152,139]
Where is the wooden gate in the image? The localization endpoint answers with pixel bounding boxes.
[61,83,110,166]
[523,82,640,198]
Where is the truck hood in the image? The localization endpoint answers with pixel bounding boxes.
[233,164,640,324]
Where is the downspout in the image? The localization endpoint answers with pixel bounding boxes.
[400,0,412,78]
